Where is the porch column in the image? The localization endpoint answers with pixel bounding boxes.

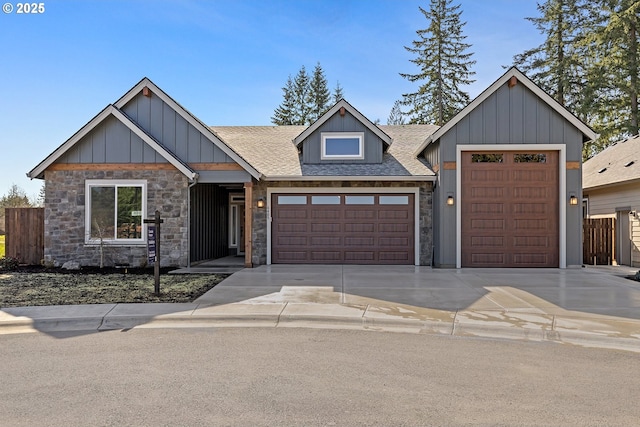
[244,181,253,268]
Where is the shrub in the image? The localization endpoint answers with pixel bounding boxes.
[0,256,20,271]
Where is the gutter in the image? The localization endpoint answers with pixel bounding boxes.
[263,175,437,182]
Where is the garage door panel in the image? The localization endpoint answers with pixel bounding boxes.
[462,151,558,268]
[277,223,307,233]
[272,193,414,264]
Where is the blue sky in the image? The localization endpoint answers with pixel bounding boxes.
[0,0,542,199]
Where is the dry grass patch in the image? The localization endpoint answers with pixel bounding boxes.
[0,269,228,307]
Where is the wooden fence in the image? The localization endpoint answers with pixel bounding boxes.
[5,207,44,265]
[583,218,614,265]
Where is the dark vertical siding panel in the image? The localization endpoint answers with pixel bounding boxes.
[496,84,511,143]
[194,125,211,161]
[213,145,227,162]
[510,84,525,143]
[185,122,200,162]
[80,134,93,162]
[190,184,229,262]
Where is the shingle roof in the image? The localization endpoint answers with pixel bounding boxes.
[583,134,640,190]
[210,124,439,179]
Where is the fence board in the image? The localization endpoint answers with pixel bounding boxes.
[5,207,44,265]
[583,218,614,265]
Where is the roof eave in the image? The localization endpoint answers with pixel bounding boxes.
[262,175,436,182]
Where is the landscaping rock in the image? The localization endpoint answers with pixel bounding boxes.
[62,260,80,270]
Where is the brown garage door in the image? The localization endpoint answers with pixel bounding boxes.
[461,151,559,268]
[272,193,414,264]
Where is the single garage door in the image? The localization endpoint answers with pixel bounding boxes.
[461,151,559,268]
[271,193,414,264]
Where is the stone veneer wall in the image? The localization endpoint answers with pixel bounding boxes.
[44,169,189,268]
[251,180,433,266]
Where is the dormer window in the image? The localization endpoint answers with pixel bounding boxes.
[321,132,364,160]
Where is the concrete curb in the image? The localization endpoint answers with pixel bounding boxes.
[2,302,639,353]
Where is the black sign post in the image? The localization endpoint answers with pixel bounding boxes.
[144,210,164,296]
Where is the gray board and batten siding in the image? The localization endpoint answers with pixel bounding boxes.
[301,109,385,164]
[426,78,586,268]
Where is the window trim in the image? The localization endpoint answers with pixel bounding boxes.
[85,179,147,245]
[321,132,364,160]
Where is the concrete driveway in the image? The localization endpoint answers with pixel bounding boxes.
[194,264,640,351]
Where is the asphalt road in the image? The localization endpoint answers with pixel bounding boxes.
[1,328,639,427]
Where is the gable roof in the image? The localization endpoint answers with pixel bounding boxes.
[214,124,438,180]
[414,67,599,156]
[28,77,262,181]
[293,99,392,147]
[27,104,197,180]
[583,134,640,190]
[114,78,260,179]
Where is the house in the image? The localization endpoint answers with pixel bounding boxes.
[27,67,597,269]
[583,134,640,267]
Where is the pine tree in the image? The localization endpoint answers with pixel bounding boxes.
[588,0,640,145]
[292,65,312,125]
[512,0,588,113]
[333,81,344,103]
[271,75,297,125]
[400,0,476,125]
[387,100,406,125]
[309,62,331,123]
[273,64,344,125]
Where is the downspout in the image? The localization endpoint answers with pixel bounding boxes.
[187,174,199,269]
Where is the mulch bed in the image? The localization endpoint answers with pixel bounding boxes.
[0,265,228,307]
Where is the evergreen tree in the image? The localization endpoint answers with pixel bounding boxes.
[309,62,331,123]
[512,0,588,112]
[333,81,344,103]
[400,0,476,125]
[387,100,406,125]
[587,0,639,146]
[271,75,297,125]
[292,65,312,125]
[273,64,344,125]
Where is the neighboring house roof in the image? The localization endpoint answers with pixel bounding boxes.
[583,134,640,190]
[293,99,393,148]
[27,105,198,180]
[212,124,439,180]
[414,67,599,156]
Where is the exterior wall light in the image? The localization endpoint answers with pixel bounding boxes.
[447,195,455,206]
[256,198,265,208]
[569,194,578,206]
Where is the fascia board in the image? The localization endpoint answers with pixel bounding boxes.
[293,99,392,146]
[413,67,598,156]
[115,78,262,180]
[262,175,436,182]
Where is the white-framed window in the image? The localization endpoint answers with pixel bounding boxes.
[85,180,146,244]
[321,132,364,160]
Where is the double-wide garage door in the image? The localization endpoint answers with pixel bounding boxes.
[272,193,414,264]
[461,151,559,268]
